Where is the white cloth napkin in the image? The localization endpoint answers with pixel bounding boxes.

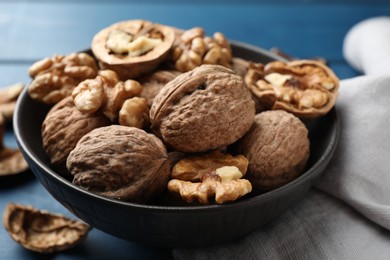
[174,17,390,259]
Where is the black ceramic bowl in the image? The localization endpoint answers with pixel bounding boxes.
[14,41,339,248]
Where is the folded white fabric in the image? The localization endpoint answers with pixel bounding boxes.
[343,16,390,75]
[174,17,390,259]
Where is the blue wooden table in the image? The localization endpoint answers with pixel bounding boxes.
[1,1,389,259]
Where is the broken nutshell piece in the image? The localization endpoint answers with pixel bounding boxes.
[66,125,171,203]
[150,64,255,153]
[0,113,29,176]
[168,166,252,204]
[172,27,233,72]
[0,83,24,122]
[237,110,310,190]
[171,150,248,182]
[245,60,339,118]
[91,19,175,79]
[28,52,98,104]
[3,203,91,254]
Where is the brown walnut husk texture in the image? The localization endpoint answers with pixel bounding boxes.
[66,125,170,203]
[42,97,111,168]
[3,203,91,254]
[150,64,255,152]
[237,110,310,190]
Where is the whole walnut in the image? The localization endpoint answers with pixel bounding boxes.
[237,110,310,190]
[42,97,111,177]
[150,64,255,153]
[66,125,170,203]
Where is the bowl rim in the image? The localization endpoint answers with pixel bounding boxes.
[14,40,340,213]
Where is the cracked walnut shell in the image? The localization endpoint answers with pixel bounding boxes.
[91,20,175,80]
[66,125,170,203]
[150,64,255,153]
[237,110,310,190]
[245,60,339,118]
[42,97,111,171]
[3,203,91,253]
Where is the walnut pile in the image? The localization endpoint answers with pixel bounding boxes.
[28,19,339,206]
[28,52,98,104]
[3,203,91,253]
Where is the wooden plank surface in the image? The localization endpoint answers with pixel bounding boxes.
[1,2,389,259]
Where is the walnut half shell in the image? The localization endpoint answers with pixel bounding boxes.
[3,203,91,253]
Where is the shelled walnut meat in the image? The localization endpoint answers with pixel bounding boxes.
[237,110,310,190]
[245,60,339,118]
[71,69,142,122]
[172,27,232,72]
[28,52,98,104]
[91,19,175,79]
[66,125,170,203]
[3,203,91,253]
[150,64,255,153]
[42,96,111,175]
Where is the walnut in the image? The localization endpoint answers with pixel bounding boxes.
[28,52,98,104]
[119,97,150,129]
[0,113,29,176]
[237,110,310,190]
[171,150,248,182]
[231,57,249,78]
[3,203,91,253]
[42,96,110,176]
[168,166,252,204]
[245,60,339,118]
[72,70,142,121]
[138,70,181,107]
[66,125,171,203]
[91,20,175,80]
[150,64,255,153]
[0,83,24,121]
[172,27,232,72]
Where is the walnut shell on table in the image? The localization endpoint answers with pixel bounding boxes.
[237,110,310,190]
[66,125,170,203]
[150,64,255,153]
[91,20,175,80]
[41,96,111,177]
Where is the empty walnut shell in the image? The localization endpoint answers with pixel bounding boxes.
[66,125,170,203]
[91,20,175,80]
[3,203,91,253]
[42,97,111,173]
[139,70,181,107]
[150,64,255,153]
[237,110,310,190]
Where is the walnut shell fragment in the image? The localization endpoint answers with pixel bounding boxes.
[3,203,91,254]
[66,125,170,203]
[0,113,28,176]
[245,60,339,118]
[172,150,248,182]
[237,110,310,190]
[150,64,255,153]
[91,20,175,80]
[42,97,111,171]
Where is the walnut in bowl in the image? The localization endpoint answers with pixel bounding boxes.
[14,41,339,248]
